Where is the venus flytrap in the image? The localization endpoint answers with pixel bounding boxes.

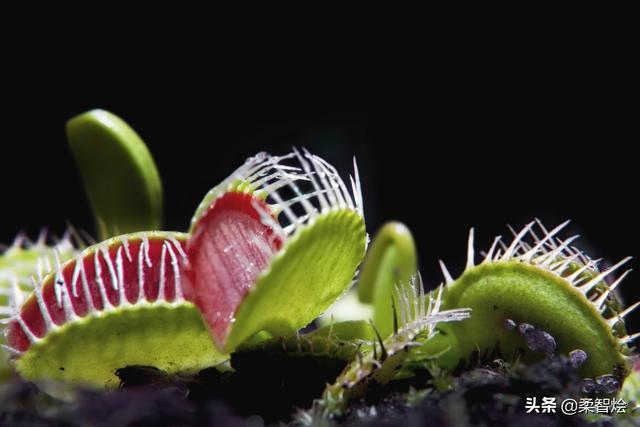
[319,218,639,414]
[2,125,369,389]
[2,108,638,425]
[415,220,636,383]
[185,148,367,352]
[3,231,226,387]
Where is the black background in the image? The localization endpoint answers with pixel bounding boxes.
[2,42,637,327]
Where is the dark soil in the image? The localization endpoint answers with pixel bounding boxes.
[0,355,633,426]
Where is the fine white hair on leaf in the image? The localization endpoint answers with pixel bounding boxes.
[393,273,469,343]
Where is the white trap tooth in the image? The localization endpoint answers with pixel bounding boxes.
[550,253,580,275]
[507,224,533,256]
[617,300,640,321]
[166,242,183,301]
[93,250,112,310]
[394,287,407,327]
[116,246,128,306]
[502,222,534,260]
[593,270,632,310]
[465,228,475,270]
[536,235,580,267]
[534,219,560,249]
[313,156,347,208]
[43,255,52,275]
[121,236,133,262]
[36,228,48,247]
[169,236,188,261]
[313,154,355,209]
[523,220,571,262]
[352,157,363,216]
[54,280,63,307]
[59,280,78,322]
[620,331,640,345]
[137,239,146,302]
[35,258,44,283]
[566,264,592,285]
[142,235,152,268]
[70,259,82,298]
[100,247,118,291]
[1,344,23,357]
[78,255,95,313]
[157,242,168,301]
[30,276,55,332]
[9,274,24,307]
[15,314,40,344]
[418,273,426,318]
[278,173,318,218]
[269,187,300,228]
[11,231,27,249]
[438,260,454,285]
[303,149,339,208]
[577,257,632,295]
[484,236,502,263]
[292,147,329,211]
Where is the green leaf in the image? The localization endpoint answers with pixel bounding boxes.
[357,222,418,337]
[225,209,366,351]
[6,232,226,388]
[66,109,163,240]
[431,261,629,378]
[16,303,223,387]
[319,290,374,328]
[415,221,634,380]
